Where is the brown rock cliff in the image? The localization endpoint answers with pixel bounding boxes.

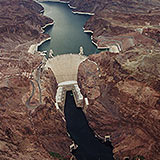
[0,50,72,159]
[0,0,53,51]
[0,0,72,157]
[78,51,160,160]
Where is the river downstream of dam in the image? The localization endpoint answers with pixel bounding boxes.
[38,1,100,55]
[64,91,114,160]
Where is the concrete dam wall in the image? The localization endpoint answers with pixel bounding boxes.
[46,54,87,84]
[45,54,88,110]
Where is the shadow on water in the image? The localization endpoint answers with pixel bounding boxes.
[64,91,114,160]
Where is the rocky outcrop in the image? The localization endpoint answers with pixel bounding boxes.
[72,3,160,158]
[142,28,160,42]
[0,85,52,160]
[69,0,160,14]
[30,68,72,158]
[0,0,53,51]
[1,0,160,159]
[67,0,160,52]
[0,50,72,159]
[0,0,73,159]
[78,51,160,160]
[0,50,50,160]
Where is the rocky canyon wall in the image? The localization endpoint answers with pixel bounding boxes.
[78,51,160,160]
[0,0,72,159]
[1,0,160,159]
[67,1,160,159]
[69,0,160,52]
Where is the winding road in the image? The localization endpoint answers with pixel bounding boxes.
[25,66,42,109]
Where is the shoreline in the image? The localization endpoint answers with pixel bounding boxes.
[38,0,69,3]
[41,21,54,33]
[91,36,108,50]
[83,28,106,49]
[84,30,93,33]
[91,41,108,50]
[40,9,44,13]
[72,11,95,16]
[82,28,107,50]
[28,2,54,54]
[82,27,94,34]
[40,0,94,15]
[83,29,108,50]
[28,37,51,54]
[39,0,94,16]
[68,4,76,9]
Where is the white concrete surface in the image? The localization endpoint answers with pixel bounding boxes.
[46,54,87,83]
[58,81,77,86]
[74,84,83,101]
[85,97,89,106]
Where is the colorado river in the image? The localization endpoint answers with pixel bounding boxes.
[64,91,114,160]
[38,1,100,55]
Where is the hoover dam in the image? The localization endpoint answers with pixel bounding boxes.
[45,54,88,110]
[45,54,87,83]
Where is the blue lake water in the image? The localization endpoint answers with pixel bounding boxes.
[38,1,100,55]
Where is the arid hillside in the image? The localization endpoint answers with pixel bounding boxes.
[74,0,160,159]
[0,0,72,159]
[0,0,52,51]
[1,0,160,159]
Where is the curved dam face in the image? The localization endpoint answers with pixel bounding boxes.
[45,54,87,110]
[46,54,87,83]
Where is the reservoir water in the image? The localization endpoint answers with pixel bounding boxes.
[38,1,100,55]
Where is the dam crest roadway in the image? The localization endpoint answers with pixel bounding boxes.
[44,53,89,112]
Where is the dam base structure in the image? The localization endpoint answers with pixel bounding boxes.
[45,54,88,112]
